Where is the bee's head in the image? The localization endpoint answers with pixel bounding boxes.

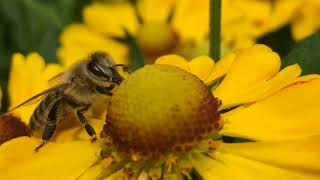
[87,51,125,85]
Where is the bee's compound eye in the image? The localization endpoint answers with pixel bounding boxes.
[88,60,112,79]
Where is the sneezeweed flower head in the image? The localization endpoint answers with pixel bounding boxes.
[58,0,320,67]
[1,45,318,179]
[105,65,221,157]
[222,0,320,49]
[58,0,213,66]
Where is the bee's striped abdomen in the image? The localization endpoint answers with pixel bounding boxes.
[29,93,61,131]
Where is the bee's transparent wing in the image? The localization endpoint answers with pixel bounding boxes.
[8,72,65,109]
[7,82,71,113]
[48,72,64,88]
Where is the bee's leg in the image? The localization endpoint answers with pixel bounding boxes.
[77,105,97,141]
[35,99,61,152]
[96,85,113,96]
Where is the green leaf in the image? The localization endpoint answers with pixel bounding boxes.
[257,24,295,58]
[222,136,255,143]
[282,31,320,75]
[0,0,90,112]
[0,0,62,61]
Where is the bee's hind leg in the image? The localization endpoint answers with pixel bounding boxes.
[35,99,61,152]
[77,105,97,142]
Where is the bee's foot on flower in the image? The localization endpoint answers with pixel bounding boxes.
[34,140,48,152]
[91,136,97,142]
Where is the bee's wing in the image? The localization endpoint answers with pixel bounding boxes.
[48,72,64,87]
[7,82,71,113]
[10,72,65,108]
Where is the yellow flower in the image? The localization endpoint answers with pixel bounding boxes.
[0,137,101,179]
[58,24,129,67]
[1,45,319,179]
[58,0,320,66]
[222,0,320,48]
[58,0,211,65]
[8,53,63,124]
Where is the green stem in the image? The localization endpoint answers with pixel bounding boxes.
[209,0,221,60]
[124,30,146,72]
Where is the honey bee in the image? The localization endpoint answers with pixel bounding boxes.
[8,52,128,151]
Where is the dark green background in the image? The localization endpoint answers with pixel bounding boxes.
[0,0,90,112]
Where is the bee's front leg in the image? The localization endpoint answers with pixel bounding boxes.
[95,85,114,96]
[77,105,97,141]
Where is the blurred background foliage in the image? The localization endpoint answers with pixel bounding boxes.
[0,0,319,113]
[0,0,91,112]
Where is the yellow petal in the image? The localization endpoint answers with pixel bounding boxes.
[54,118,105,142]
[155,55,190,71]
[0,137,101,179]
[8,53,25,111]
[223,135,320,175]
[188,56,215,83]
[43,64,64,80]
[192,137,320,180]
[83,2,138,37]
[25,53,45,71]
[78,163,105,180]
[173,0,209,42]
[137,0,175,22]
[58,24,129,67]
[79,159,127,180]
[221,75,320,141]
[213,45,281,108]
[8,53,58,124]
[291,1,320,41]
[206,52,236,83]
[218,64,301,109]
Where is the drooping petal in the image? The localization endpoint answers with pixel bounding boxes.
[189,56,215,83]
[218,64,301,108]
[213,45,281,108]
[83,2,138,37]
[155,55,190,71]
[0,137,101,179]
[222,135,320,175]
[78,158,128,180]
[58,24,129,67]
[221,75,320,141]
[78,163,105,180]
[206,52,236,83]
[192,136,320,179]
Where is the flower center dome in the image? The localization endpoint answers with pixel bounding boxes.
[104,65,221,157]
